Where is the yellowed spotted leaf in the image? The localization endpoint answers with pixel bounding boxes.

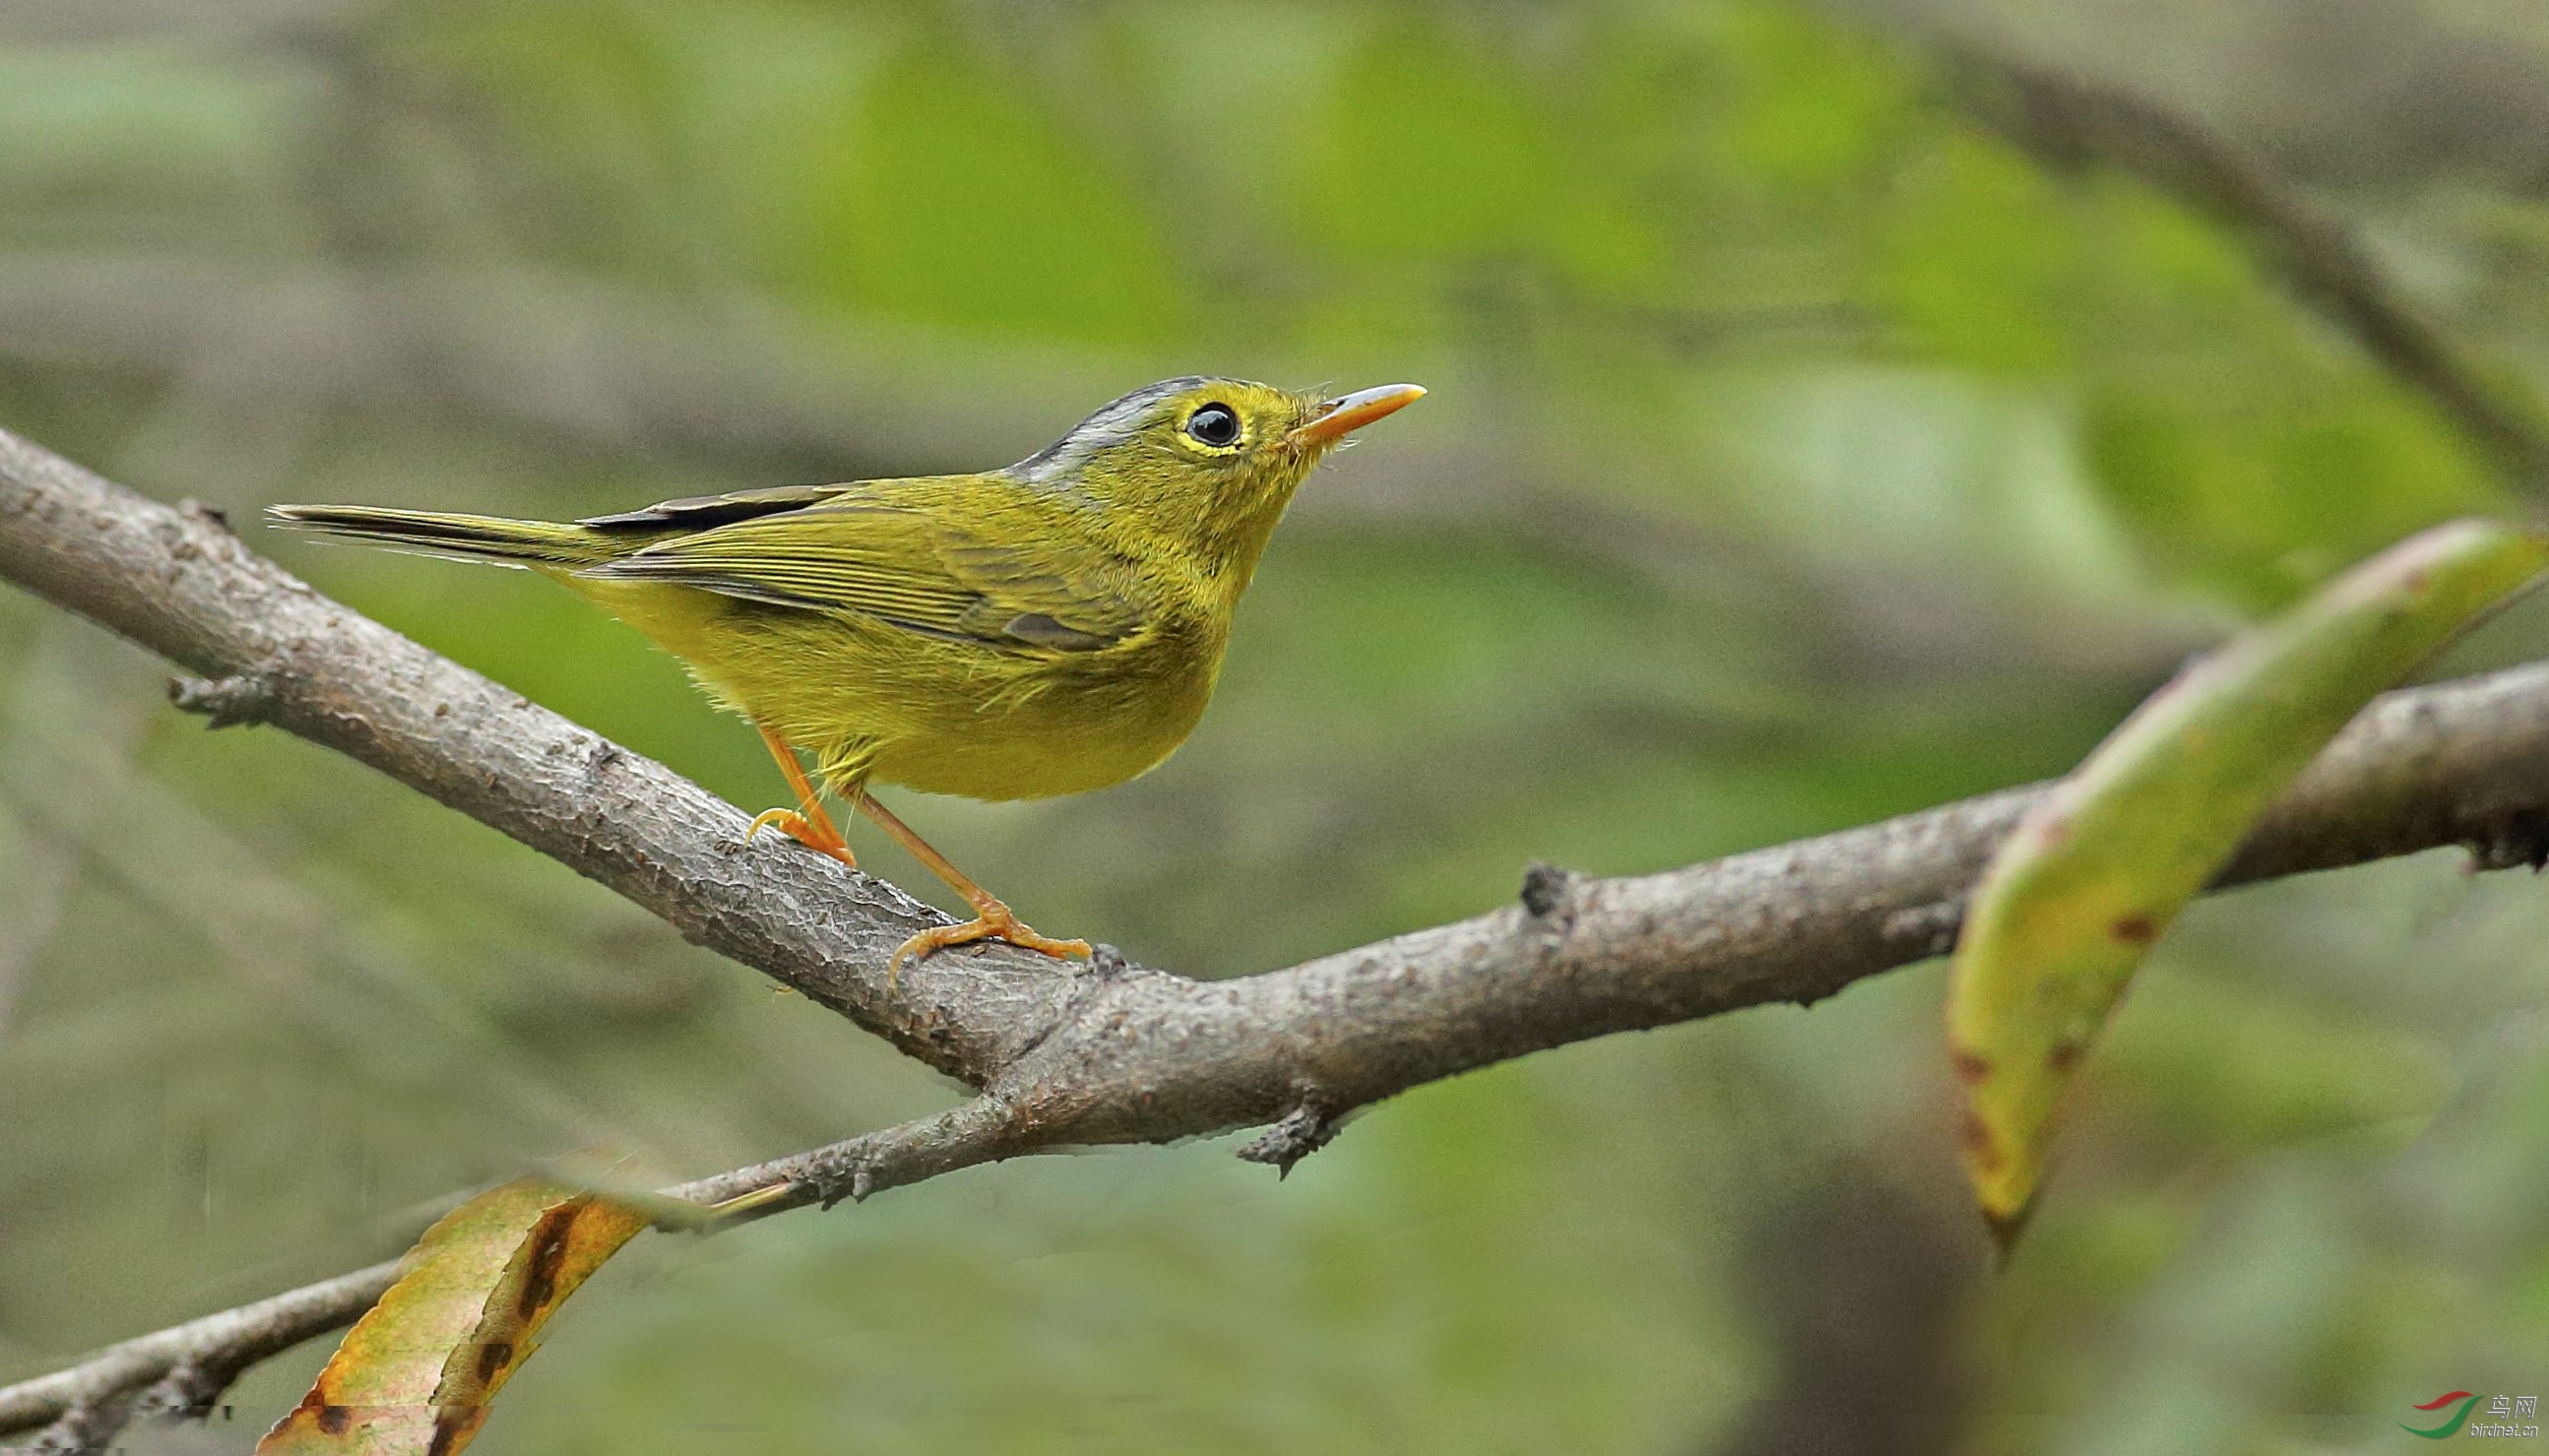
[1945,520,2549,1250]
[257,1178,650,1455]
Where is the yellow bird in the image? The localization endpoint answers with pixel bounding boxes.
[270,378,1424,970]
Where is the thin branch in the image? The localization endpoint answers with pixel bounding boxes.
[9,428,2549,1436]
[1942,44,2549,488]
[0,1100,1037,1440]
[1,1260,397,1444]
[3,758,638,1149]
[0,621,156,1037]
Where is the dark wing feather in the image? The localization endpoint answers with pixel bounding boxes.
[578,482,854,532]
[578,502,1145,653]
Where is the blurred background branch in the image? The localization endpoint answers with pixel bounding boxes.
[1938,39,2549,489]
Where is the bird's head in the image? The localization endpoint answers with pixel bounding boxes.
[1008,376,1423,580]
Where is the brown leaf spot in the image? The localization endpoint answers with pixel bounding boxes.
[516,1204,579,1318]
[1959,1110,2004,1173]
[476,1339,515,1385]
[316,1403,352,1435]
[2111,913,2156,945]
[2048,1039,2087,1073]
[1950,1047,1991,1085]
[1981,1203,2033,1263]
[428,1407,489,1456]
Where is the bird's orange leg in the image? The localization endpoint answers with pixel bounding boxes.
[852,790,1091,975]
[744,724,856,868]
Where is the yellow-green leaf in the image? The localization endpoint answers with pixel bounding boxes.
[257,1179,650,1455]
[1944,518,2549,1247]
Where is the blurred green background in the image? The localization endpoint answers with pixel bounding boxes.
[7,1,2549,1451]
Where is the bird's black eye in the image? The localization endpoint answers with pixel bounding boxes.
[1185,403,1241,448]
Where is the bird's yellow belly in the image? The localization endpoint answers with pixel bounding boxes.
[578,579,1219,802]
[839,639,1218,800]
[871,668,1207,800]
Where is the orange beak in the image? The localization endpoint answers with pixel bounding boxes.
[1289,383,1426,448]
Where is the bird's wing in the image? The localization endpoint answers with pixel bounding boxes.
[576,482,858,532]
[577,500,1147,653]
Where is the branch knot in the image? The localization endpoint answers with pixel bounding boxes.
[1881,899,1967,960]
[1519,859,1581,923]
[2466,808,2549,872]
[799,1147,877,1211]
[1238,1097,1342,1178]
[168,661,285,729]
[132,1354,238,1425]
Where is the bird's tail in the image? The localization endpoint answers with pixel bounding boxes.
[265,505,610,568]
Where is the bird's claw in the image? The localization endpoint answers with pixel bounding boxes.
[745,807,857,867]
[887,904,1090,988]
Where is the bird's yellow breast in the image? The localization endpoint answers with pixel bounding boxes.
[567,575,1225,801]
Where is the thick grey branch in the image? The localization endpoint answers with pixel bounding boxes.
[9,424,2549,1438]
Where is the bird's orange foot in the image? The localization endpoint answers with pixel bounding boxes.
[744,807,857,868]
[887,901,1091,984]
